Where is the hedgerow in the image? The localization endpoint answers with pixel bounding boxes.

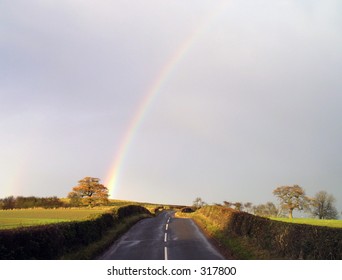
[197,206,342,259]
[0,205,151,259]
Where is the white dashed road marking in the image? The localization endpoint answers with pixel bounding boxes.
[164,246,168,260]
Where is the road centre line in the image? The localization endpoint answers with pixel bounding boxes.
[164,232,167,242]
[165,223,168,231]
[164,246,168,260]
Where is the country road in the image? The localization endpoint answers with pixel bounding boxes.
[98,211,225,260]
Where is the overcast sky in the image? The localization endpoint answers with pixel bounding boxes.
[1,0,341,213]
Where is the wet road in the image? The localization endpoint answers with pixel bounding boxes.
[98,211,224,260]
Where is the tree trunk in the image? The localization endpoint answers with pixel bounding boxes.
[289,209,293,219]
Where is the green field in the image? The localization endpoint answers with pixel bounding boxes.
[0,207,115,230]
[0,199,163,230]
[271,217,342,228]
[0,198,168,230]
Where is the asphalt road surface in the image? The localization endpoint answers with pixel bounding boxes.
[98,211,224,260]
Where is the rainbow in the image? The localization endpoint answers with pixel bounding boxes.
[105,1,230,197]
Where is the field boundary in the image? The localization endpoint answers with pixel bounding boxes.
[191,206,342,260]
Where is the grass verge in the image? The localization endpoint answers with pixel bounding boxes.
[61,213,151,260]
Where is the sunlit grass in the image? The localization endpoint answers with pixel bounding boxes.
[270,217,342,228]
[0,207,116,229]
[0,218,71,229]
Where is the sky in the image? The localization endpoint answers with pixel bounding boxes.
[1,0,342,213]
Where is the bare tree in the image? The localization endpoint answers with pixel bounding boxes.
[311,191,338,220]
[223,201,233,208]
[243,202,253,213]
[192,197,206,210]
[273,185,311,219]
[253,202,278,217]
[234,202,243,211]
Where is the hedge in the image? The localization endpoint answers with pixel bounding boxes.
[0,205,151,260]
[197,206,342,259]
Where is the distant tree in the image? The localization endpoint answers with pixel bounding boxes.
[243,202,253,214]
[68,177,109,207]
[2,196,16,210]
[223,201,233,208]
[311,191,338,220]
[68,191,82,207]
[15,196,36,208]
[192,197,206,210]
[0,196,65,209]
[253,202,278,217]
[273,185,311,219]
[234,202,243,211]
[41,196,64,208]
[7,196,65,209]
